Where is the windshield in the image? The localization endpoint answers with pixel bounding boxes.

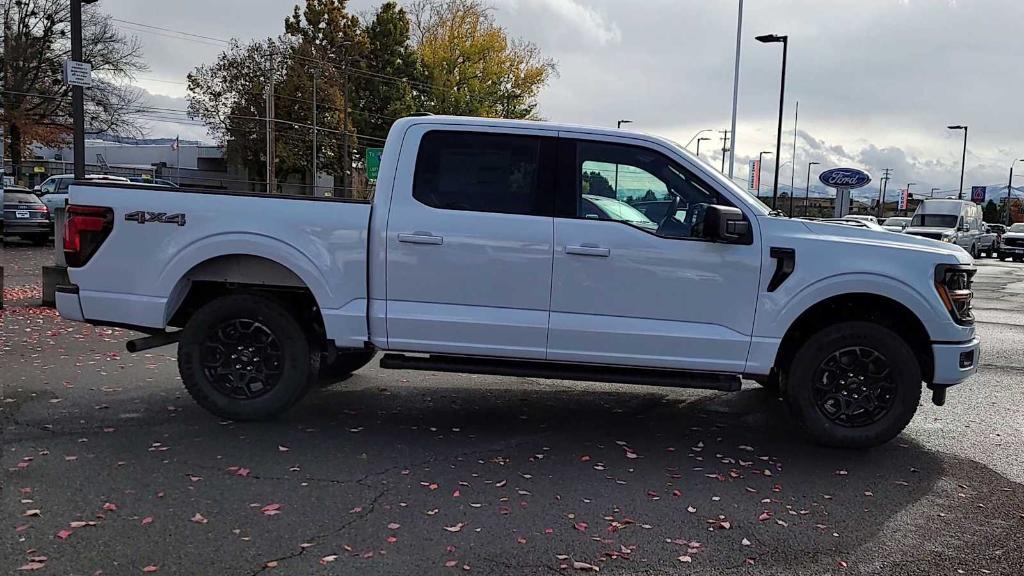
[4,191,42,204]
[911,214,958,228]
[1009,223,1024,233]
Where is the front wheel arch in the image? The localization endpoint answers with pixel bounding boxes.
[773,293,933,388]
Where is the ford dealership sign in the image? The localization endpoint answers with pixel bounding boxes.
[818,168,872,189]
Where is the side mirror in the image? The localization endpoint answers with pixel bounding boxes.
[701,204,749,243]
[959,222,970,232]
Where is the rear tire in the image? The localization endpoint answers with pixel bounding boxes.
[178,294,318,421]
[784,321,921,449]
[319,349,377,386]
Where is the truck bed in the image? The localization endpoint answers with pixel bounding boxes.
[63,183,372,348]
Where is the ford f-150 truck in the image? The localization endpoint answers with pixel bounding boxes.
[55,116,980,448]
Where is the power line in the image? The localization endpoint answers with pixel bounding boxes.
[110,18,230,45]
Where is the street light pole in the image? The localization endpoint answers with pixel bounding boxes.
[695,137,711,159]
[757,151,772,199]
[727,0,744,179]
[685,128,713,148]
[615,120,632,194]
[1008,159,1024,225]
[756,33,788,209]
[804,161,820,217]
[789,100,798,218]
[948,125,968,200]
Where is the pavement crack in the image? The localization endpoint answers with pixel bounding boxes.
[245,486,390,576]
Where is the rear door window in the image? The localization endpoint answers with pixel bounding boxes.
[413,131,552,216]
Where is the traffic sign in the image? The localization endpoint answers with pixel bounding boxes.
[971,186,986,204]
[63,60,93,87]
[366,148,384,181]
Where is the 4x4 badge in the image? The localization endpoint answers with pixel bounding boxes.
[124,211,186,227]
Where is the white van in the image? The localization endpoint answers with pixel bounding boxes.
[904,199,984,257]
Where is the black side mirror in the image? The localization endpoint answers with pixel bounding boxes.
[701,204,749,243]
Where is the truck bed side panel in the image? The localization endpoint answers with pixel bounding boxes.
[65,184,371,348]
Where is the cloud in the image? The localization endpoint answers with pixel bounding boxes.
[495,0,621,48]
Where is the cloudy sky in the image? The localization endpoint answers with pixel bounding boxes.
[100,0,1024,197]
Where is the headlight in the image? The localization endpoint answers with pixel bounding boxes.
[941,234,956,242]
[934,264,975,325]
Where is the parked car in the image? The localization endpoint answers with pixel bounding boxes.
[3,187,52,245]
[977,224,998,258]
[881,216,911,233]
[55,115,979,449]
[845,214,879,225]
[35,174,131,213]
[997,222,1024,262]
[128,177,179,188]
[903,199,985,257]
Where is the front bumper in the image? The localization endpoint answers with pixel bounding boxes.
[999,245,1024,255]
[931,337,980,386]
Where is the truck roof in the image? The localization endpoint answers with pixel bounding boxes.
[399,115,686,153]
[916,199,970,214]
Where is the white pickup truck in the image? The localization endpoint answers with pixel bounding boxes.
[56,116,979,448]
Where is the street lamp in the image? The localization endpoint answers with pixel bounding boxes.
[756,33,789,209]
[948,125,968,200]
[905,182,917,216]
[617,119,633,129]
[804,161,820,216]
[930,187,940,198]
[1007,158,1024,225]
[757,151,773,198]
[685,128,714,148]
[695,137,711,159]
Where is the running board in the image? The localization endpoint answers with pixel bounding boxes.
[379,353,742,392]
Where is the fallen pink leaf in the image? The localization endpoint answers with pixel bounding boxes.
[103,502,117,512]
[191,513,208,524]
[141,517,154,526]
[56,529,73,540]
[677,555,692,563]
[386,536,398,544]
[574,522,588,532]
[23,509,41,517]
[758,511,772,521]
[572,560,600,572]
[17,562,46,571]
[142,566,159,573]
[444,522,466,532]
[320,555,338,564]
[387,522,401,530]
[278,445,290,452]
[444,560,458,568]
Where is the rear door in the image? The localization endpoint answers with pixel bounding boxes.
[547,135,762,373]
[384,126,557,358]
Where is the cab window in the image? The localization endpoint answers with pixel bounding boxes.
[563,140,732,240]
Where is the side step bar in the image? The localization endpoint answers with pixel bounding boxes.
[379,353,741,392]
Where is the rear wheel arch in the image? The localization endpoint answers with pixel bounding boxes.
[774,293,933,386]
[166,255,327,345]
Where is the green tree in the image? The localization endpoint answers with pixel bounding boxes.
[583,171,614,198]
[983,199,999,223]
[410,0,556,118]
[351,2,422,143]
[1,0,146,180]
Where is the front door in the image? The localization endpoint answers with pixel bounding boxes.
[548,137,762,373]
[385,127,557,359]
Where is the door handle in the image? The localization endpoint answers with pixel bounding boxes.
[565,245,610,257]
[398,233,443,245]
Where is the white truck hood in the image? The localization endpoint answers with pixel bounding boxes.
[790,219,971,263]
[1001,232,1024,240]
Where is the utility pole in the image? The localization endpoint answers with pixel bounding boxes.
[719,130,731,173]
[1007,159,1023,225]
[948,125,968,200]
[343,58,350,198]
[804,161,819,217]
[876,168,892,218]
[266,51,275,193]
[312,69,317,196]
[71,0,94,180]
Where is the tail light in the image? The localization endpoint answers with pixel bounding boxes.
[64,205,114,267]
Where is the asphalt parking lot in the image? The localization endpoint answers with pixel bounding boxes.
[3,243,1024,575]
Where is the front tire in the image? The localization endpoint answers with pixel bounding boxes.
[784,321,921,449]
[178,294,318,420]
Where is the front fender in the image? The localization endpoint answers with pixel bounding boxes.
[756,272,964,343]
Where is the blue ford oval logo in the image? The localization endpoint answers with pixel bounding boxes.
[818,168,872,189]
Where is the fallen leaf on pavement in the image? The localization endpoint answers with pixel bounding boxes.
[387,522,401,530]
[56,529,73,540]
[320,555,338,564]
[17,563,46,571]
[444,522,466,532]
[261,504,281,516]
[191,513,208,524]
[444,560,458,568]
[141,517,153,526]
[103,503,117,512]
[572,561,600,571]
[574,522,588,532]
[278,446,290,452]
[142,566,159,573]
[677,555,692,563]
[23,509,41,517]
